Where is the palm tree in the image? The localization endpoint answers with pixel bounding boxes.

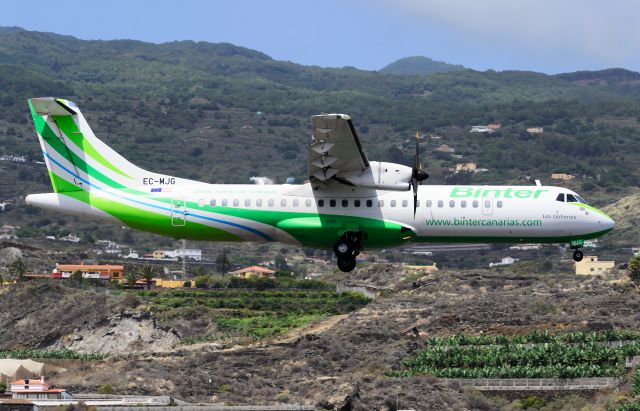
[123,270,140,288]
[8,258,26,284]
[138,265,156,290]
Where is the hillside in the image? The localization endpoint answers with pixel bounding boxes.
[3,269,640,409]
[0,26,640,247]
[380,56,466,75]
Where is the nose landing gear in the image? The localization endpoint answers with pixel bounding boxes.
[334,231,362,272]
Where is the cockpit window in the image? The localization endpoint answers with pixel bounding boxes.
[574,195,588,204]
[566,194,577,203]
[556,193,565,202]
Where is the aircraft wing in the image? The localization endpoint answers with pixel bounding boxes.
[308,114,370,183]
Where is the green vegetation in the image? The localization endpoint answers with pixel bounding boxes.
[391,331,640,379]
[97,384,114,394]
[141,281,369,341]
[424,329,640,346]
[0,349,105,360]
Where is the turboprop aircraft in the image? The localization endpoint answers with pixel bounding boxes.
[25,98,615,272]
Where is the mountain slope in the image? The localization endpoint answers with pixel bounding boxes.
[380,56,466,75]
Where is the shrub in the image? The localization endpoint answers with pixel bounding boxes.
[633,368,640,396]
[182,281,191,288]
[97,384,113,394]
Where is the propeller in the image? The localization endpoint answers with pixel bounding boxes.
[411,131,429,216]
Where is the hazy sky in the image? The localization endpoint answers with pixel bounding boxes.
[1,0,638,74]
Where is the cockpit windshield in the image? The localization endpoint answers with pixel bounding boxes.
[555,192,588,204]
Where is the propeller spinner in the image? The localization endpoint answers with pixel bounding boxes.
[411,132,429,216]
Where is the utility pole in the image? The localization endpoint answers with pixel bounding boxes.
[182,238,187,279]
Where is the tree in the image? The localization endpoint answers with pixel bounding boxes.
[274,253,289,272]
[138,265,156,290]
[8,258,26,284]
[628,254,640,288]
[123,270,140,288]
[215,252,231,276]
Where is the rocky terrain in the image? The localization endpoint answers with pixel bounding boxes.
[1,267,638,410]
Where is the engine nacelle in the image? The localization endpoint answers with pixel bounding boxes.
[340,161,412,191]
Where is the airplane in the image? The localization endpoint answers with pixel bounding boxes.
[25,97,615,272]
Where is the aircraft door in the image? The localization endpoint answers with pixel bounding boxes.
[171,198,187,226]
[482,198,493,215]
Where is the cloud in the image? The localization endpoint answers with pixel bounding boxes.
[378,0,640,71]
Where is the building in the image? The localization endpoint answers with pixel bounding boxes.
[52,263,124,281]
[153,278,194,288]
[470,126,493,133]
[488,123,502,130]
[551,173,575,181]
[489,257,517,267]
[433,144,455,153]
[165,249,202,261]
[0,399,40,411]
[95,240,121,256]
[9,378,67,400]
[454,163,477,173]
[527,127,544,134]
[230,266,275,279]
[575,256,615,276]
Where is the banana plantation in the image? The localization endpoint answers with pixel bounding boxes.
[392,331,640,379]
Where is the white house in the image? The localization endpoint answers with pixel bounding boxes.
[470,126,494,133]
[489,257,517,267]
[165,249,202,261]
[10,378,69,400]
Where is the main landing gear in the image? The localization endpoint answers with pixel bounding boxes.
[572,249,584,262]
[334,231,363,273]
[569,239,584,262]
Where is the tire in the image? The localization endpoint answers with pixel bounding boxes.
[337,256,357,272]
[573,250,584,262]
[334,239,354,258]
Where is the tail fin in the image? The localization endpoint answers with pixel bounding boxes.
[29,97,145,193]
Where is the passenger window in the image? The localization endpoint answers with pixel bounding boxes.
[293,199,299,207]
[342,199,348,207]
[354,200,361,207]
[221,199,228,207]
[416,200,420,207]
[318,199,324,207]
[281,199,287,207]
[461,200,467,208]
[210,199,216,207]
[449,200,455,208]
[497,200,503,208]
[556,193,565,202]
[437,200,443,208]
[268,199,275,207]
[245,199,251,207]
[402,200,408,207]
[305,199,311,207]
[330,199,336,207]
[566,194,577,203]
[390,200,396,207]
[256,199,262,207]
[426,200,432,208]
[379,200,384,207]
[233,199,239,207]
[484,200,490,208]
[366,200,372,207]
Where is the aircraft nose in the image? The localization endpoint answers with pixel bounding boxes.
[605,215,615,231]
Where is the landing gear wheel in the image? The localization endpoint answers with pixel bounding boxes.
[573,250,584,262]
[337,256,357,272]
[334,240,354,258]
